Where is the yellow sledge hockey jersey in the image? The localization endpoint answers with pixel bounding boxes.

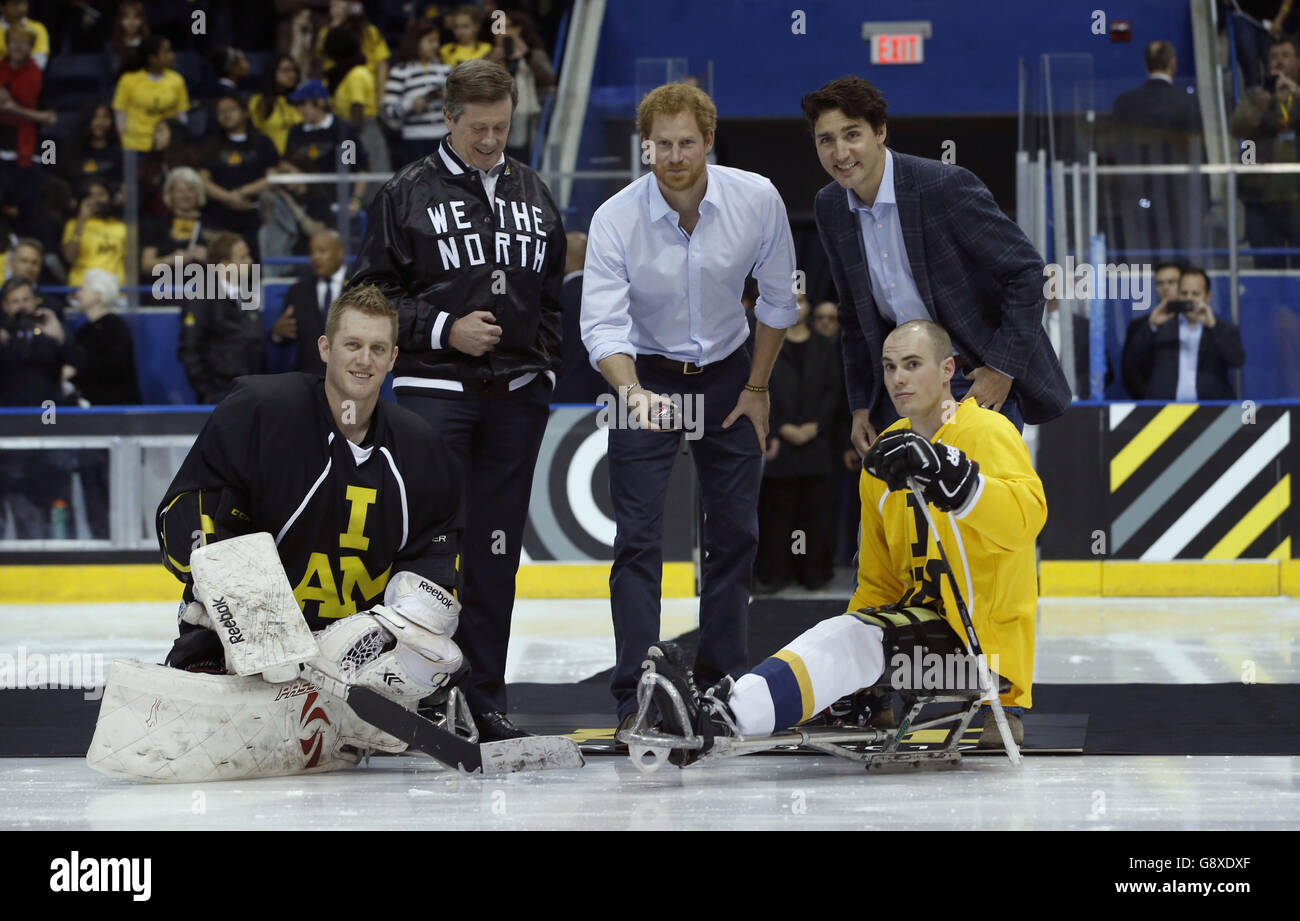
[848,397,1046,707]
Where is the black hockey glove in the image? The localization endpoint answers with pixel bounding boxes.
[863,430,921,491]
[864,431,979,513]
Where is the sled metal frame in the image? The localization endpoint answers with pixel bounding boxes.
[619,659,1000,775]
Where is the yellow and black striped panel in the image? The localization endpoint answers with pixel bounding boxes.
[1105,403,1293,560]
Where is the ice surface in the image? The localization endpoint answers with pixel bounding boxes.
[2,595,1297,830]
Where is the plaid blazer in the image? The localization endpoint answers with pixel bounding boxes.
[815,150,1071,429]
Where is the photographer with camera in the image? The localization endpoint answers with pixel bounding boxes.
[487,10,554,161]
[1123,266,1244,401]
[1230,33,1300,268]
[0,277,83,406]
[0,276,86,540]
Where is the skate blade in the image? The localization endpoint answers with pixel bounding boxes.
[478,736,586,775]
[619,728,702,774]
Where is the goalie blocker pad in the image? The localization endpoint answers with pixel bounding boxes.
[86,659,409,783]
[188,532,318,681]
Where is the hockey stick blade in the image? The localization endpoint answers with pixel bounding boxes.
[344,684,585,775]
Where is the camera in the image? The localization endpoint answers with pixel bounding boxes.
[11,310,40,333]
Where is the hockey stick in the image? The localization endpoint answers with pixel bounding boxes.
[906,479,1023,766]
[303,666,586,775]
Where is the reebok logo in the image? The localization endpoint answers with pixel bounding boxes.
[417,580,455,609]
[49,852,151,901]
[210,596,245,645]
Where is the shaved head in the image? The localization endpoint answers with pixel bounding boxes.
[885,319,951,363]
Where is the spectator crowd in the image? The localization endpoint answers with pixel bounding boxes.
[0,12,1284,562]
[0,0,559,411]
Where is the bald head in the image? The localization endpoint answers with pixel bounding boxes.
[885,319,952,363]
[310,230,344,279]
[566,231,588,275]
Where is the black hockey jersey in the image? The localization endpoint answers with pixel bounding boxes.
[157,373,461,629]
[347,138,566,394]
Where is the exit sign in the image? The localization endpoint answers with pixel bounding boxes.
[872,33,923,64]
[863,20,932,66]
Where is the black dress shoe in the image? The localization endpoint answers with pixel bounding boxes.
[473,711,532,742]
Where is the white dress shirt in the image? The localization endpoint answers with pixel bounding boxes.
[440,141,506,200]
[581,164,798,369]
[317,264,346,314]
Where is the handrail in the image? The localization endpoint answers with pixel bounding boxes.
[1089,162,1300,174]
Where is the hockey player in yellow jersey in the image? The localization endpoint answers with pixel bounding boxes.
[643,318,1047,763]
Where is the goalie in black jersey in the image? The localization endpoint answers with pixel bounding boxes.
[87,286,578,782]
[157,283,465,693]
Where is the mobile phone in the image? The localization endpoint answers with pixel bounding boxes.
[1167,299,1194,313]
[1265,74,1279,94]
[652,402,680,430]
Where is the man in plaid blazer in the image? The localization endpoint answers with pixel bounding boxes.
[804,77,1070,455]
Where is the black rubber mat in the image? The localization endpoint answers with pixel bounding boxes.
[6,682,1298,757]
[4,599,1297,757]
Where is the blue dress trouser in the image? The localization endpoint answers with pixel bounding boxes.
[608,348,762,719]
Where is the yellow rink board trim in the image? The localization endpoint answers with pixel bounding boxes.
[0,562,697,603]
[1039,561,1287,596]
[1109,403,1199,492]
[1038,560,1101,595]
[1281,560,1300,597]
[6,561,1295,601]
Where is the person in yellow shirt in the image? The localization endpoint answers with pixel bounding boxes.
[111,35,189,152]
[61,181,127,287]
[315,0,389,106]
[0,0,49,70]
[325,26,389,172]
[326,27,377,122]
[644,319,1047,763]
[440,5,492,66]
[250,55,304,155]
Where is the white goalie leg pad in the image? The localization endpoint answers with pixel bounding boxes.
[86,659,364,783]
[189,532,317,681]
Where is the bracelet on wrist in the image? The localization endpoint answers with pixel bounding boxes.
[743,383,769,393]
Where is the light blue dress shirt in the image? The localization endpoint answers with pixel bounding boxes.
[845,149,930,327]
[1176,315,1203,401]
[581,164,798,369]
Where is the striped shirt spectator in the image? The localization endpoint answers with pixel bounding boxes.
[384,58,452,162]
